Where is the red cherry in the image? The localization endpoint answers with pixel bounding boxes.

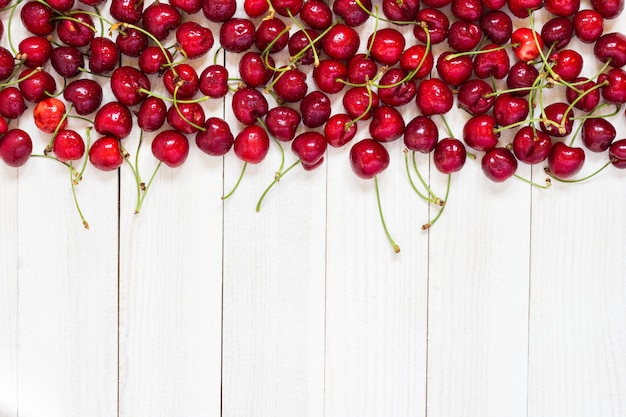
[57,11,95,47]
[376,68,417,107]
[321,24,360,61]
[51,46,85,78]
[581,118,616,152]
[0,47,15,82]
[456,79,495,115]
[138,46,172,75]
[300,0,333,29]
[573,9,604,43]
[176,21,214,59]
[463,115,499,152]
[546,0,580,16]
[202,0,236,21]
[369,105,405,143]
[170,0,202,14]
[115,28,148,57]
[414,8,449,45]
[511,28,544,61]
[110,0,144,23]
[264,106,301,142]
[53,130,85,162]
[63,79,103,115]
[346,53,378,85]
[195,117,234,157]
[507,0,542,18]
[94,102,133,140]
[404,115,438,154]
[599,68,626,104]
[512,126,552,165]
[479,10,513,45]
[433,138,467,174]
[541,16,575,50]
[609,138,626,168]
[219,18,255,53]
[0,87,26,120]
[18,35,52,68]
[89,136,123,171]
[447,21,482,52]
[332,0,372,27]
[136,96,167,132]
[325,113,357,148]
[416,78,454,116]
[473,44,510,79]
[288,29,320,66]
[540,102,575,137]
[239,52,275,88]
[313,59,347,94]
[591,0,624,18]
[342,86,379,120]
[33,97,67,133]
[367,28,405,66]
[199,64,230,98]
[0,129,32,167]
[547,142,585,179]
[163,64,199,99]
[142,2,182,41]
[291,131,327,165]
[272,67,308,103]
[88,37,120,74]
[506,61,540,96]
[399,45,434,80]
[234,125,270,164]
[18,68,57,103]
[231,87,269,125]
[436,51,473,86]
[481,148,518,182]
[21,1,56,36]
[593,32,626,68]
[300,91,331,128]
[255,17,289,54]
[271,0,304,17]
[382,0,419,22]
[566,77,601,111]
[166,102,205,134]
[451,0,483,20]
[151,130,190,168]
[549,49,583,81]
[110,65,150,106]
[244,0,269,17]
[349,138,390,179]
[493,93,530,126]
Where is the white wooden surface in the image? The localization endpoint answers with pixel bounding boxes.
[1,2,626,417]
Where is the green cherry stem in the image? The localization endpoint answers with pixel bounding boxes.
[545,160,613,183]
[75,126,91,183]
[513,173,551,189]
[45,103,74,154]
[404,150,432,202]
[422,173,451,230]
[223,162,247,200]
[136,161,163,214]
[256,117,285,176]
[173,84,206,132]
[256,158,300,212]
[7,0,23,55]
[50,15,97,33]
[374,175,400,253]
[440,114,455,139]
[68,160,89,229]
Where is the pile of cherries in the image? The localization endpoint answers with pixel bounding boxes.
[0,0,624,252]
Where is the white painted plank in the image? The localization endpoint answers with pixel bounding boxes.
[426,111,532,417]
[117,47,224,416]
[0,165,18,417]
[221,44,326,417]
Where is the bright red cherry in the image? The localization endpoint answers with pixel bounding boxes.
[349,138,390,179]
[416,78,453,116]
[481,148,518,182]
[547,142,585,179]
[512,126,553,165]
[89,136,123,171]
[511,28,544,61]
[234,125,270,164]
[433,138,467,174]
[0,129,32,167]
[152,130,190,168]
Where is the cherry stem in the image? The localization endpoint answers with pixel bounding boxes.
[374,175,400,254]
[365,5,381,59]
[256,117,285,176]
[256,158,300,212]
[7,0,21,55]
[545,159,613,183]
[288,9,320,66]
[345,83,374,130]
[173,84,206,132]
[446,43,515,61]
[404,149,443,205]
[223,162,247,200]
[75,126,91,182]
[51,15,97,33]
[135,161,162,213]
[45,103,74,154]
[0,66,42,88]
[404,150,432,202]
[440,114,455,138]
[422,173,450,230]
[68,161,89,229]
[513,173,551,189]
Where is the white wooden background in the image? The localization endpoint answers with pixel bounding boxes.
[1,1,626,416]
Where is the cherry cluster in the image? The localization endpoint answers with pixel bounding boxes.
[0,0,624,251]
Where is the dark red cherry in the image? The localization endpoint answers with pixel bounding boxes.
[342,86,379,120]
[170,0,202,13]
[591,0,624,18]
[0,87,26,119]
[325,113,357,148]
[546,0,579,16]
[110,65,150,106]
[288,29,320,66]
[433,138,467,174]
[369,105,405,143]
[541,16,574,49]
[53,129,85,162]
[594,32,626,68]
[142,3,182,41]
[234,124,270,164]
[152,130,189,168]
[540,102,574,137]
[479,10,513,45]
[18,36,52,68]
[0,47,15,82]
[573,9,604,43]
[506,61,540,96]
[451,0,483,21]
[89,136,123,171]
[332,0,372,27]
[609,139,626,168]
[300,91,331,128]
[239,51,275,88]
[63,79,103,115]
[457,79,495,115]
[138,45,172,75]
[548,142,585,179]
[271,0,304,17]
[404,115,438,153]
[291,131,327,165]
[110,0,144,23]
[219,18,255,53]
[255,17,289,54]
[88,37,120,74]
[367,28,405,66]
[512,126,552,164]
[47,0,74,11]
[376,68,417,107]
[18,68,56,103]
[566,77,600,111]
[416,78,453,116]
[415,8,449,45]
[463,114,499,151]
[421,0,452,9]
[312,59,347,94]
[202,0,236,21]
[265,106,301,142]
[137,96,167,132]
[176,21,214,59]
[473,43,510,79]
[322,24,360,61]
[300,0,333,29]
[272,67,308,103]
[349,138,390,180]
[582,118,616,152]
[549,49,583,81]
[436,51,473,86]
[166,102,205,134]
[493,93,530,126]
[196,117,234,157]
[163,64,198,99]
[382,0,419,22]
[21,1,56,36]
[56,11,95,47]
[199,64,229,98]
[481,148,518,182]
[231,87,269,125]
[447,21,482,52]
[599,68,626,104]
[0,129,32,167]
[346,53,378,85]
[116,28,148,57]
[94,102,133,140]
[507,0,542,18]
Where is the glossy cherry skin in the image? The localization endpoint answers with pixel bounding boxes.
[541,16,574,50]
[598,68,626,104]
[63,79,103,115]
[399,45,433,80]
[170,0,202,14]
[47,0,74,11]
[199,64,229,98]
[479,10,513,45]
[21,1,56,36]
[376,68,417,107]
[138,46,172,75]
[342,86,379,120]
[50,46,84,78]
[152,130,189,168]
[436,51,473,86]
[137,96,167,132]
[202,0,237,21]
[507,0,542,18]
[548,142,585,179]
[300,0,333,30]
[300,91,331,128]
[272,68,308,103]
[110,66,150,106]
[349,139,390,180]
[0,87,26,120]
[346,54,378,85]
[573,9,604,43]
[89,136,123,171]
[493,93,530,127]
[332,0,372,27]
[511,28,544,61]
[581,118,616,152]
[474,44,510,79]
[166,102,205,135]
[447,21,482,52]
[271,0,303,17]
[512,127,552,165]
[33,97,66,133]
[591,0,624,18]
[481,148,518,182]
[110,0,144,23]
[88,37,120,74]
[288,29,320,66]
[566,78,600,111]
[451,0,483,20]
[0,47,15,82]
[163,64,199,99]
[506,61,540,96]
[416,78,453,116]
[244,0,268,17]
[219,18,255,53]
[265,106,301,142]
[457,79,494,115]
[234,125,270,164]
[609,139,626,168]
[255,18,289,54]
[142,2,182,41]
[546,0,579,16]
[463,115,499,151]
[18,68,56,103]
[324,113,357,148]
[593,32,626,68]
[367,28,405,66]
[549,49,583,81]
[404,115,438,153]
[382,0,419,22]
[433,138,467,174]
[195,117,234,157]
[369,105,405,143]
[53,130,85,162]
[540,102,574,137]
[239,52,275,88]
[57,11,95,47]
[322,24,360,61]
[414,8,449,45]
[18,36,52,68]
[176,21,214,59]
[313,59,347,94]
[291,132,327,165]
[231,87,268,125]
[94,102,133,140]
[0,129,32,167]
